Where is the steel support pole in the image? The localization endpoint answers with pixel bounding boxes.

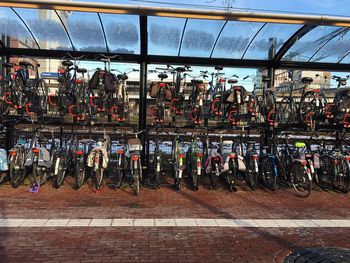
[139,15,149,177]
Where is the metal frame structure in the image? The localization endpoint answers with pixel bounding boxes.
[2,0,350,177]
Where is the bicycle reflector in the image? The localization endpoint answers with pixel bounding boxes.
[8,151,17,156]
[252,154,259,160]
[178,154,185,159]
[230,153,237,159]
[76,150,84,156]
[58,68,65,74]
[196,153,204,157]
[32,148,40,154]
[75,79,83,84]
[117,149,125,154]
[345,156,350,161]
[300,160,307,166]
[131,155,140,161]
[159,83,166,87]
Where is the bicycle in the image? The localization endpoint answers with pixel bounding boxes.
[278,132,314,197]
[187,132,204,191]
[299,77,327,129]
[87,129,110,191]
[171,128,186,190]
[127,129,144,195]
[3,60,48,118]
[88,54,121,120]
[110,68,139,122]
[317,131,350,193]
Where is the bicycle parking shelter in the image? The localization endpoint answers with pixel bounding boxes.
[2,0,350,184]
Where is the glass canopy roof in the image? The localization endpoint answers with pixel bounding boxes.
[2,5,350,65]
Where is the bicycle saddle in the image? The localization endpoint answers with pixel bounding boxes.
[77,68,87,74]
[301,77,313,84]
[117,74,128,81]
[191,79,203,84]
[158,73,168,80]
[61,60,73,67]
[262,76,271,83]
[2,63,14,68]
[228,79,238,84]
[19,61,33,68]
[215,65,223,71]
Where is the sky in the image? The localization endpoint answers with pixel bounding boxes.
[73,0,350,17]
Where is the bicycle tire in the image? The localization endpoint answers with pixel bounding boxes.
[54,154,67,189]
[316,155,333,190]
[0,172,7,184]
[154,151,161,186]
[290,162,312,198]
[94,168,104,190]
[332,160,350,193]
[260,156,277,191]
[32,162,47,186]
[245,157,258,190]
[276,97,298,125]
[116,156,124,187]
[228,159,236,192]
[75,160,86,190]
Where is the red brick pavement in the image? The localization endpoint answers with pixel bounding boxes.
[0,227,350,262]
[0,180,349,219]
[1,180,350,262]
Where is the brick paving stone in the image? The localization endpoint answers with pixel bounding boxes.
[234,219,260,227]
[111,219,134,226]
[20,219,48,227]
[214,219,239,227]
[154,219,176,227]
[44,219,70,227]
[195,219,218,227]
[89,219,112,227]
[66,219,91,227]
[133,219,154,226]
[273,220,300,228]
[175,219,197,226]
[331,220,350,227]
[254,219,279,228]
[0,219,25,227]
[311,219,336,227]
[292,220,319,228]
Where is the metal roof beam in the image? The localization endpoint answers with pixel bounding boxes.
[3,0,350,26]
[273,25,317,62]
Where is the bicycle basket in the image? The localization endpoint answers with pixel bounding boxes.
[128,139,142,152]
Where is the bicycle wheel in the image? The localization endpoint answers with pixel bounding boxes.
[245,157,258,190]
[0,173,6,184]
[75,160,86,190]
[192,170,198,191]
[316,155,333,190]
[154,151,161,187]
[276,97,298,125]
[33,79,48,115]
[115,156,124,188]
[32,163,47,186]
[94,168,104,190]
[227,159,236,192]
[333,160,350,193]
[290,162,312,198]
[260,156,277,191]
[9,153,26,188]
[53,154,67,189]
[174,170,181,190]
